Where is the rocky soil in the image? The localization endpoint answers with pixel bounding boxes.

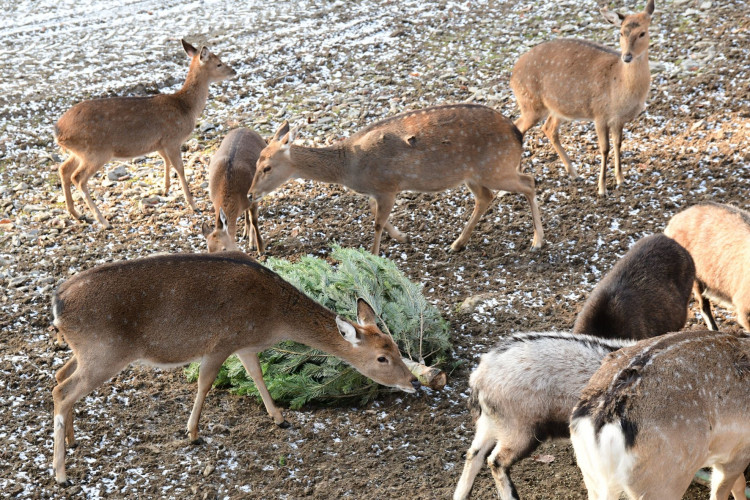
[1,0,748,498]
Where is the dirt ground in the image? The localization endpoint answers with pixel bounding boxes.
[1,0,749,498]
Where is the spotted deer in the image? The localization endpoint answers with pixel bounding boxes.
[570,330,749,500]
[201,128,266,255]
[249,104,544,255]
[54,40,236,227]
[665,202,750,332]
[511,0,654,196]
[51,252,419,484]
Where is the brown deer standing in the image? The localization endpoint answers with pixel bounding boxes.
[511,0,654,196]
[54,39,236,227]
[249,104,544,255]
[51,252,420,485]
[201,128,266,254]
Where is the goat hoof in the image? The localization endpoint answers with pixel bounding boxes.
[189,436,205,445]
[277,420,291,429]
[448,244,466,253]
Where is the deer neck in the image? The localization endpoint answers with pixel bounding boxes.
[174,64,210,121]
[289,145,351,185]
[281,299,355,359]
[619,49,651,95]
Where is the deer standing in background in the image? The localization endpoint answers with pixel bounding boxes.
[511,0,655,196]
[570,330,749,500]
[54,39,236,227]
[202,128,266,254]
[250,104,544,255]
[51,252,420,485]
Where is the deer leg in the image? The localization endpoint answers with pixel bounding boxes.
[157,149,172,197]
[159,148,198,211]
[59,156,82,221]
[542,115,578,179]
[735,304,750,332]
[369,194,398,255]
[53,354,128,485]
[235,350,287,427]
[492,173,544,251]
[694,281,719,330]
[730,472,747,500]
[368,197,406,244]
[451,182,494,252]
[612,125,625,187]
[514,111,543,135]
[71,159,110,228]
[249,203,264,255]
[594,120,611,197]
[711,464,749,500]
[454,414,496,500]
[486,429,539,500]
[55,357,79,447]
[186,354,227,443]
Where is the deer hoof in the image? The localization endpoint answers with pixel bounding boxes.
[277,420,291,429]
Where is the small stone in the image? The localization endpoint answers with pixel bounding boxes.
[699,1,712,9]
[22,204,46,212]
[108,165,129,181]
[202,464,215,477]
[649,61,666,73]
[200,122,216,133]
[13,182,29,192]
[9,276,27,287]
[690,120,705,131]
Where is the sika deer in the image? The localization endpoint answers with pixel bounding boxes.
[570,330,749,500]
[454,332,635,500]
[51,252,419,485]
[573,234,695,339]
[54,40,236,227]
[511,0,655,196]
[665,202,750,332]
[201,128,266,255]
[249,104,544,254]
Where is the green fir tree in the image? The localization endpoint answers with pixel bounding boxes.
[185,245,450,409]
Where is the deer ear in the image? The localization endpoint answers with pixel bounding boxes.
[219,207,228,230]
[645,0,655,15]
[272,121,290,142]
[199,46,210,63]
[182,39,198,57]
[336,316,361,346]
[356,299,377,327]
[201,221,213,238]
[600,7,623,26]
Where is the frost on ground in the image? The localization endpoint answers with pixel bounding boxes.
[1,0,749,498]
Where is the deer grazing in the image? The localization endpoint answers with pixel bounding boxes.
[249,104,544,254]
[511,0,655,196]
[54,39,236,227]
[573,234,696,339]
[665,202,750,332]
[201,128,266,254]
[570,330,749,500]
[454,332,636,500]
[51,252,419,485]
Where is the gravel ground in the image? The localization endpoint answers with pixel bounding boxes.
[1,0,749,498]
